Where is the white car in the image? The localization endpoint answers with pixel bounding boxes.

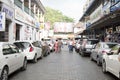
[13,40,42,63]
[90,42,118,66]
[79,39,99,56]
[102,44,120,79]
[0,42,27,80]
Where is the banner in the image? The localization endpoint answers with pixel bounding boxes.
[54,22,73,33]
[0,12,6,31]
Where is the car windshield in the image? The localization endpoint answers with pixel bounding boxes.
[104,43,117,49]
[110,45,120,54]
[87,40,99,45]
[14,42,30,49]
[32,41,41,47]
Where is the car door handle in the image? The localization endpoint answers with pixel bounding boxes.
[15,55,17,57]
[5,57,8,59]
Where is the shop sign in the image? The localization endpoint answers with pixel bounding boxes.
[86,22,91,28]
[90,5,102,24]
[35,22,40,28]
[110,2,120,12]
[0,12,6,31]
[15,6,25,22]
[1,4,14,20]
[24,12,35,26]
[102,1,111,15]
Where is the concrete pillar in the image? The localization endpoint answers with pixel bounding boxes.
[34,4,36,14]
[29,0,31,14]
[22,0,24,11]
[37,9,40,17]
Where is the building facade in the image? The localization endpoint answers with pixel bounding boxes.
[79,0,120,42]
[0,0,45,42]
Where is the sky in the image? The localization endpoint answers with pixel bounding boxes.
[40,0,87,23]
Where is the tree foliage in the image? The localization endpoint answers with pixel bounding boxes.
[44,7,74,27]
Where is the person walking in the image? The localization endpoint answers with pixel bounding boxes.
[68,39,74,53]
[58,39,63,53]
[41,38,46,57]
[54,40,59,53]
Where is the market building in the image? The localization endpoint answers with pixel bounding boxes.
[0,0,45,42]
[79,0,120,42]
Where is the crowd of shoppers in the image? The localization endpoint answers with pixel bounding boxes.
[41,38,77,54]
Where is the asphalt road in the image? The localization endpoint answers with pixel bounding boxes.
[9,45,119,80]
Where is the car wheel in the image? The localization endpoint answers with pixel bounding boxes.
[33,54,37,63]
[79,51,81,55]
[81,52,84,57]
[40,53,44,59]
[97,57,100,66]
[102,61,107,73]
[90,54,93,61]
[1,67,8,80]
[21,58,27,71]
[119,72,120,79]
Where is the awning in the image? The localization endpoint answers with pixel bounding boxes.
[88,11,120,30]
[74,22,84,28]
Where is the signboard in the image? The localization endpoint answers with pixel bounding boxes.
[0,12,6,31]
[2,4,14,20]
[54,22,73,33]
[110,2,120,12]
[90,5,102,24]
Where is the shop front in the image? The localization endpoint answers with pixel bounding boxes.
[0,2,14,42]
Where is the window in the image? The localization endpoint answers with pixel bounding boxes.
[32,41,41,48]
[3,44,12,55]
[9,44,19,53]
[110,45,120,54]
[14,0,22,9]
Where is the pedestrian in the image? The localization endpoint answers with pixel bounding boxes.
[54,40,59,53]
[41,38,46,57]
[58,39,63,53]
[68,39,74,53]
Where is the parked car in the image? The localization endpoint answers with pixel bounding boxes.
[90,42,118,66]
[0,42,27,80]
[44,38,55,52]
[79,39,99,56]
[13,40,42,63]
[102,44,120,79]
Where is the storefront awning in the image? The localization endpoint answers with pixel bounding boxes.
[88,11,120,30]
[74,22,84,28]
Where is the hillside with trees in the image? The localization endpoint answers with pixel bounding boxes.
[44,7,74,29]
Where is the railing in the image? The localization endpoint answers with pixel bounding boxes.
[14,0,22,9]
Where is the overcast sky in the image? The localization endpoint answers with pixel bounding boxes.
[41,0,87,23]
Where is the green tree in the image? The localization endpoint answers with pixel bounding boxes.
[44,7,74,29]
